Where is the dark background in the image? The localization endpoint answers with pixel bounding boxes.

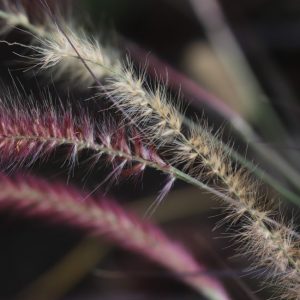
[0,0,299,299]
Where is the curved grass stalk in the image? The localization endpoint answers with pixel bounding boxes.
[0,91,297,239]
[125,41,300,207]
[189,0,300,194]
[1,4,300,297]
[0,94,299,299]
[0,90,299,298]
[1,5,299,209]
[181,117,300,206]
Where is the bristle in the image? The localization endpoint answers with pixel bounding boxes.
[0,89,172,189]
[0,1,120,86]
[1,3,300,298]
[0,1,28,34]
[145,175,176,217]
[238,221,300,299]
[0,5,183,140]
[105,64,183,141]
[30,24,122,86]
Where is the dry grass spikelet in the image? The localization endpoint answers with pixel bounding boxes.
[240,221,300,299]
[1,3,300,298]
[32,24,122,85]
[0,173,231,300]
[105,63,183,140]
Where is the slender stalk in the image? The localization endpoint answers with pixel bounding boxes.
[0,98,298,240]
[0,4,300,297]
[189,0,300,193]
[0,113,299,296]
[2,7,299,207]
[0,132,234,206]
[125,40,300,206]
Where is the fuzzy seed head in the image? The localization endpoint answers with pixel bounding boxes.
[0,88,172,190]
[31,24,122,85]
[0,173,230,300]
[106,65,183,141]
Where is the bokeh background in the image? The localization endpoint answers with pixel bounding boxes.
[0,0,300,299]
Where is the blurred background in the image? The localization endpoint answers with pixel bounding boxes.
[0,0,300,299]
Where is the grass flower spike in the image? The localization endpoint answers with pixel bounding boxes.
[0,88,238,206]
[31,24,122,86]
[0,90,175,191]
[0,173,230,300]
[0,1,120,85]
[0,2,300,299]
[0,84,299,299]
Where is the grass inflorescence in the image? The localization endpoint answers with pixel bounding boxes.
[0,1,299,299]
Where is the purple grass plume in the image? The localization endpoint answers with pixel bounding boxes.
[0,91,174,195]
[0,173,230,300]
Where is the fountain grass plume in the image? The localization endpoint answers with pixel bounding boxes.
[0,172,231,300]
[2,0,298,208]
[0,87,175,192]
[0,2,300,298]
[0,86,236,209]
[0,74,299,300]
[0,0,121,86]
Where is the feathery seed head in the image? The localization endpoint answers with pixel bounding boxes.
[0,88,171,187]
[0,1,29,33]
[0,2,121,86]
[105,64,183,141]
[30,24,122,86]
[236,218,300,299]
[1,3,300,298]
[0,173,231,300]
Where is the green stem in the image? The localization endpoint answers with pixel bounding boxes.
[183,117,300,206]
[4,134,300,239]
[1,9,300,206]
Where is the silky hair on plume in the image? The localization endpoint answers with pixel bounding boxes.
[0,86,175,196]
[0,1,300,299]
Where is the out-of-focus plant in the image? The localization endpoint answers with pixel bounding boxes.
[0,1,299,299]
